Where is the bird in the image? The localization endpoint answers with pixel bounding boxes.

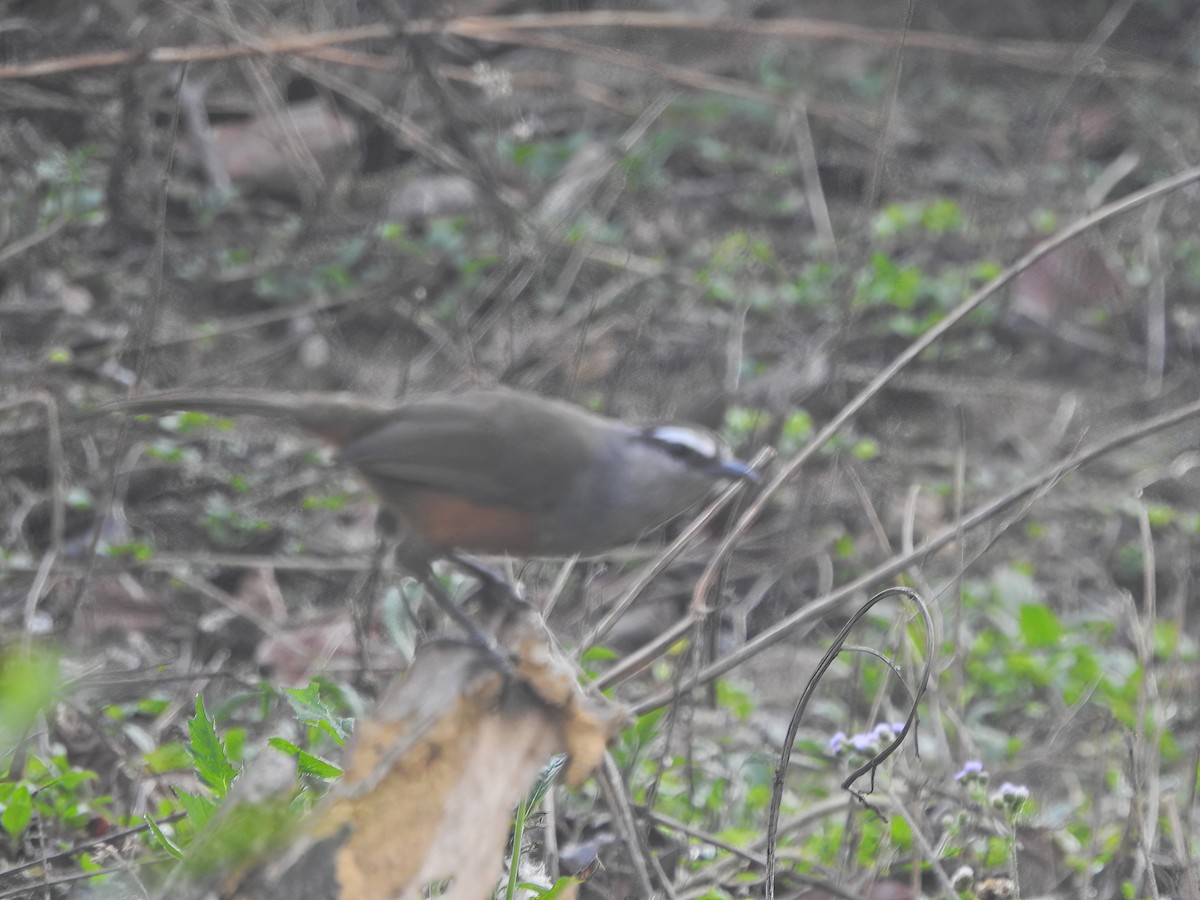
[98,387,758,640]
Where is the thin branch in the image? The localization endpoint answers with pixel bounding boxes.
[5,13,1194,90]
[612,165,1200,705]
[633,391,1200,715]
[764,588,933,898]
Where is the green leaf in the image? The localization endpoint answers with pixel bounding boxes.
[268,737,302,757]
[579,646,618,665]
[181,795,299,878]
[1018,604,1063,648]
[982,834,1011,868]
[144,742,194,774]
[302,492,350,511]
[270,736,344,781]
[715,680,754,720]
[526,756,566,811]
[378,222,405,241]
[137,697,171,717]
[143,441,185,463]
[779,409,813,454]
[175,789,217,831]
[145,814,185,860]
[1,784,33,836]
[889,812,913,851]
[524,877,581,899]
[0,648,60,743]
[919,199,963,232]
[187,694,238,798]
[173,411,221,434]
[105,541,156,561]
[296,752,342,780]
[1032,209,1059,232]
[630,708,666,745]
[852,439,880,461]
[284,683,353,745]
[723,406,770,444]
[1145,504,1176,527]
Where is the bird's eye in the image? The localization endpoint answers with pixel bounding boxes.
[665,441,696,460]
[646,425,722,463]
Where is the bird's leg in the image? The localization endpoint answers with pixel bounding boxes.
[415,565,512,665]
[379,511,512,661]
[448,552,532,611]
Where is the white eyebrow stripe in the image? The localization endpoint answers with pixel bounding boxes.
[648,425,722,459]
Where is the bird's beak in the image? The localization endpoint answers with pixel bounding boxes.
[710,458,760,483]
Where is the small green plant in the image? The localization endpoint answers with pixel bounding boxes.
[504,756,571,900]
[853,252,924,310]
[940,761,1033,887]
[267,682,349,781]
[0,753,113,844]
[722,405,771,447]
[0,648,60,745]
[872,199,964,237]
[0,649,117,878]
[145,696,282,875]
[301,491,352,511]
[102,540,156,561]
[142,439,191,463]
[778,410,814,454]
[144,684,351,879]
[201,493,272,545]
[159,411,237,435]
[851,251,1001,338]
[35,146,106,223]
[695,231,782,307]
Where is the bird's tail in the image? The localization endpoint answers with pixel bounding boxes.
[92,390,393,444]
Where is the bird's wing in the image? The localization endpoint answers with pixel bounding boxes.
[335,390,602,512]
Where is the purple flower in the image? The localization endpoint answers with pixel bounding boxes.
[991,782,1030,813]
[850,732,876,752]
[954,760,988,784]
[873,722,899,742]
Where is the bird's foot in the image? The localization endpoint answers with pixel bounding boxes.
[450,552,533,612]
[418,572,514,670]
